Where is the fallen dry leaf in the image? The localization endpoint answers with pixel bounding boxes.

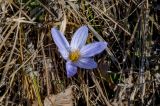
[32,100,38,106]
[44,86,73,106]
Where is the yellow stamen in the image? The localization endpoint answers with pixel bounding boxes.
[69,50,80,62]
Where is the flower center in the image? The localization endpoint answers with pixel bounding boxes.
[69,50,80,62]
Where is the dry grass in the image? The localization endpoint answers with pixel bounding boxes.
[0,0,160,106]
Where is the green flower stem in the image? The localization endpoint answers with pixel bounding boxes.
[31,75,43,106]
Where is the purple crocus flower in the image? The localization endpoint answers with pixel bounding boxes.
[51,26,107,78]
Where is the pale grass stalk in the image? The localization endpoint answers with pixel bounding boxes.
[90,72,111,106]
[40,32,51,95]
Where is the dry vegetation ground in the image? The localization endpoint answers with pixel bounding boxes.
[0,0,160,106]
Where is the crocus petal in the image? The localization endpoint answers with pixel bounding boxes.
[75,58,97,69]
[70,26,88,50]
[80,42,107,57]
[51,27,70,59]
[66,61,77,78]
